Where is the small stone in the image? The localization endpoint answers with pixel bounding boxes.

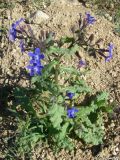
[109,98,114,103]
[105,13,109,18]
[3,130,7,136]
[110,3,114,9]
[30,10,49,24]
[0,117,2,121]
[111,122,115,127]
[108,16,112,21]
[94,5,98,10]
[114,136,119,142]
[115,147,119,152]
[85,3,92,8]
[5,79,9,83]
[112,150,117,156]
[105,13,112,21]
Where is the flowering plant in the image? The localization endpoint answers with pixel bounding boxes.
[7,13,113,158]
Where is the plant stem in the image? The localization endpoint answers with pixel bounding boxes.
[55,63,59,84]
[55,54,63,84]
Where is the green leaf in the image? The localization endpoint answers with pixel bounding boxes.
[60,36,75,44]
[45,44,79,56]
[96,92,109,102]
[69,44,79,55]
[58,122,69,140]
[45,32,54,45]
[60,66,80,75]
[75,114,104,145]
[61,84,91,94]
[31,75,41,84]
[48,104,65,130]
[31,60,58,83]
[42,60,58,76]
[13,87,36,116]
[57,95,64,103]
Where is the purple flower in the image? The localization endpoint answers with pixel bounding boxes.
[9,23,17,42]
[85,13,96,25]
[79,60,86,68]
[8,18,24,42]
[27,64,44,76]
[105,43,114,62]
[27,48,44,76]
[28,48,44,65]
[66,92,75,99]
[67,107,79,118]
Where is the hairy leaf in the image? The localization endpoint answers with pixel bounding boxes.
[48,104,65,129]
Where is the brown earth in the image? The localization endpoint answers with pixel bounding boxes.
[0,0,120,159]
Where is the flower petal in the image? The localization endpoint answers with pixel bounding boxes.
[35,48,40,54]
[28,52,34,57]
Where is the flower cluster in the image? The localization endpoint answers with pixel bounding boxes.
[105,43,114,62]
[67,107,79,118]
[27,48,44,76]
[85,13,96,25]
[9,18,24,42]
[66,92,79,118]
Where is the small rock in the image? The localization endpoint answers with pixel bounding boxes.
[110,3,114,9]
[5,79,9,84]
[112,150,117,156]
[85,3,92,8]
[110,122,115,127]
[110,98,114,103]
[105,13,112,21]
[114,136,119,142]
[30,10,49,24]
[115,147,119,152]
[109,16,113,21]
[0,117,2,121]
[105,13,109,18]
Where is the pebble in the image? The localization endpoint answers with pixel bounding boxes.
[112,150,117,156]
[29,10,49,24]
[109,98,114,103]
[110,3,114,9]
[105,13,112,21]
[5,79,9,83]
[115,147,119,152]
[85,3,92,8]
[114,136,119,142]
[0,117,3,121]
[110,122,115,128]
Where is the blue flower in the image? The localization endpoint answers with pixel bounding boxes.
[79,60,86,67]
[85,13,96,25]
[105,43,114,62]
[9,23,17,42]
[27,64,44,76]
[27,48,44,76]
[9,18,24,42]
[66,92,75,99]
[67,107,79,118]
[28,48,44,65]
